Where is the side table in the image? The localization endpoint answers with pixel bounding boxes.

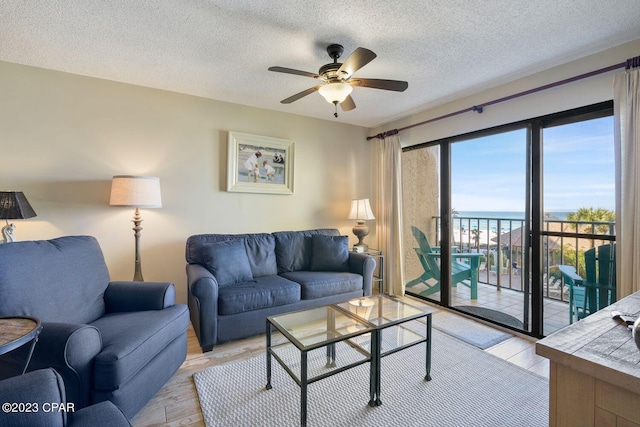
[0,316,42,375]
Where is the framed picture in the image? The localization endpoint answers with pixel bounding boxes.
[227,132,295,194]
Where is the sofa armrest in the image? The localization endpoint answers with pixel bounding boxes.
[28,323,102,409]
[0,368,67,427]
[105,281,176,312]
[349,252,376,296]
[187,263,219,352]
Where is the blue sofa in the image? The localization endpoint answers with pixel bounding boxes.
[0,368,130,427]
[0,236,190,419]
[186,228,376,352]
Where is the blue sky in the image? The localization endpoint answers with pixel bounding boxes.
[451,116,615,212]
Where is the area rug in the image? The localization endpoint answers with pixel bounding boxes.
[193,330,548,426]
[430,310,514,349]
[455,306,525,330]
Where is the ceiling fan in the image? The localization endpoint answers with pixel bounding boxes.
[268,44,408,117]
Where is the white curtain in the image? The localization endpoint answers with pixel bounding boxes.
[375,132,405,296]
[614,65,640,298]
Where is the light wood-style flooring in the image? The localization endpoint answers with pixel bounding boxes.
[131,297,549,426]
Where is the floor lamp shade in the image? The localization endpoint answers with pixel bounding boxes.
[109,176,162,208]
[110,176,162,281]
[0,191,37,243]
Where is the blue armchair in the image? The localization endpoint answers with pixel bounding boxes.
[0,236,189,419]
[0,368,130,427]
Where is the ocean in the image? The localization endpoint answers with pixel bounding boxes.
[457,211,572,220]
[452,211,574,235]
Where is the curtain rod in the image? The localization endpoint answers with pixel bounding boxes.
[367,56,639,141]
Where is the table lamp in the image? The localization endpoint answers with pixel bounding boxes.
[0,191,37,243]
[348,198,375,252]
[110,176,162,281]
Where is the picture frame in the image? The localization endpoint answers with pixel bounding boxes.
[227,131,295,195]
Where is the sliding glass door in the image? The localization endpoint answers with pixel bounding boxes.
[403,101,615,338]
[540,112,615,335]
[449,128,529,330]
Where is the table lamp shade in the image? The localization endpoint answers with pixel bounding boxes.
[348,199,375,221]
[110,176,162,208]
[0,192,37,220]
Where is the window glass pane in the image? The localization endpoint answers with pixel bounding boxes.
[450,129,528,330]
[542,116,615,335]
[403,145,441,302]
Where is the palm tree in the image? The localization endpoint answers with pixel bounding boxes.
[567,207,615,234]
[470,229,482,249]
[567,207,615,248]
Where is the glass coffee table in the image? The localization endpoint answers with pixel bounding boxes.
[266,295,431,426]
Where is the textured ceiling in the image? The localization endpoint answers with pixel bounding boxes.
[1,1,640,128]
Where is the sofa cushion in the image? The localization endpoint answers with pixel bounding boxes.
[218,275,300,315]
[280,271,363,300]
[0,235,109,323]
[273,229,340,273]
[186,233,277,278]
[310,235,350,272]
[90,304,189,390]
[202,239,254,286]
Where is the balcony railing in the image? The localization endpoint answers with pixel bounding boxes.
[431,215,616,302]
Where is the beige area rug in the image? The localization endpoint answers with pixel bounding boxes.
[193,329,548,426]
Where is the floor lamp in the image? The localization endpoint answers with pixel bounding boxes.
[109,176,162,281]
[0,191,37,243]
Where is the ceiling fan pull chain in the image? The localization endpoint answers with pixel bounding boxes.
[334,102,339,118]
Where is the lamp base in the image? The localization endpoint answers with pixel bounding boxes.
[1,223,16,243]
[352,221,369,253]
[132,208,144,282]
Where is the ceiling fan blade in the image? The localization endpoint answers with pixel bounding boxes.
[349,78,408,92]
[280,85,322,104]
[337,47,376,78]
[340,95,356,111]
[268,66,320,79]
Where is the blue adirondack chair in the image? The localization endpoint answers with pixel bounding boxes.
[406,226,482,299]
[558,243,616,324]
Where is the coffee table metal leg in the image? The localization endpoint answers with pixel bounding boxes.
[425,313,432,381]
[265,321,272,390]
[326,343,336,368]
[369,330,383,407]
[326,310,336,368]
[301,351,308,426]
[368,330,378,407]
[374,329,382,406]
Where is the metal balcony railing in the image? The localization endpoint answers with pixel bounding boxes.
[431,216,616,302]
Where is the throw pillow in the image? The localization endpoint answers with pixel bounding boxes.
[202,239,254,286]
[309,234,350,272]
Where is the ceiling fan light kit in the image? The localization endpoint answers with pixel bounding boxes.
[269,43,408,118]
[318,82,352,104]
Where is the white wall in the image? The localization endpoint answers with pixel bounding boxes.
[0,61,374,303]
[372,39,640,147]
